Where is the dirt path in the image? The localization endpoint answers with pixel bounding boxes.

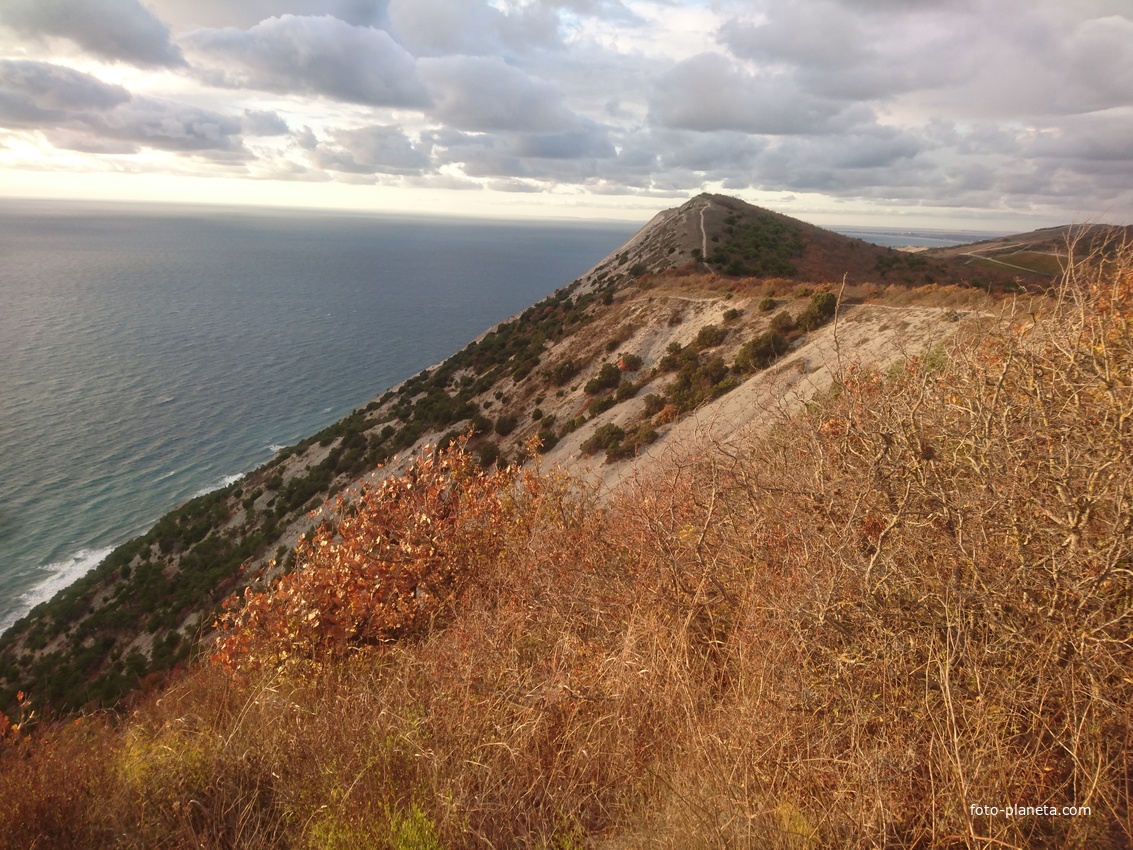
[962,252,1048,274]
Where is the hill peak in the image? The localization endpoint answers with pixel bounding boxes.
[574,194,1031,292]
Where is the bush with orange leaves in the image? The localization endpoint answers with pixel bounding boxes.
[212,438,524,673]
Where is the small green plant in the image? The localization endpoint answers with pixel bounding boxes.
[388,804,442,850]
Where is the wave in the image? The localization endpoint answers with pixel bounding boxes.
[191,473,244,498]
[267,444,286,454]
[0,547,114,635]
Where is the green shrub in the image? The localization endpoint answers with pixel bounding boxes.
[642,394,666,416]
[758,297,776,312]
[770,310,796,333]
[584,363,622,395]
[797,292,838,331]
[618,353,643,371]
[546,359,580,386]
[735,330,789,372]
[589,395,617,416]
[581,423,625,455]
[694,324,727,350]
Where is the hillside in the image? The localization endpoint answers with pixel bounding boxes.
[921,222,1133,277]
[1,225,1129,849]
[0,196,1078,713]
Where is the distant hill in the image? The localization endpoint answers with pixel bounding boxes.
[574,193,1043,291]
[920,222,1133,278]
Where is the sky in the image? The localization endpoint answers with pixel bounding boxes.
[0,0,1131,228]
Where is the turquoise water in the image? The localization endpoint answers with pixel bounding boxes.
[0,200,638,631]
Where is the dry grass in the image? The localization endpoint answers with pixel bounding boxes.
[1,247,1129,849]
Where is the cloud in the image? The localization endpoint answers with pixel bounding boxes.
[387,0,559,57]
[148,0,390,30]
[0,60,244,156]
[242,109,289,136]
[429,126,615,184]
[2,0,1131,222]
[62,96,246,155]
[311,124,430,174]
[184,15,428,107]
[649,52,872,135]
[0,60,130,124]
[0,0,183,67]
[420,56,582,133]
[718,0,1133,122]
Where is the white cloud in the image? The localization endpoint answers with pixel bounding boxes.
[387,0,560,57]
[312,123,430,174]
[649,52,872,135]
[420,56,580,133]
[0,60,245,156]
[0,0,184,67]
[184,15,428,107]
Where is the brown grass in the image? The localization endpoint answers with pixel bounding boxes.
[1,246,1129,849]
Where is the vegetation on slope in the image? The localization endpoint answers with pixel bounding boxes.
[2,245,1130,848]
[0,195,1065,716]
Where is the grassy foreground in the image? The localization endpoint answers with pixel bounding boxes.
[1,247,1130,848]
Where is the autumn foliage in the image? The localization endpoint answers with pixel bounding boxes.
[212,438,522,673]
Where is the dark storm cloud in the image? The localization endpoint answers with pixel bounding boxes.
[184,15,428,107]
[0,0,184,67]
[311,124,430,174]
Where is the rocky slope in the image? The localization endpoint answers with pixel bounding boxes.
[0,194,1053,713]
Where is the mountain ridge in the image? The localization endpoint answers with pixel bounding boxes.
[0,194,1109,713]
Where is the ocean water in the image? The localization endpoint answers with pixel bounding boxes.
[831,225,1008,248]
[0,200,638,632]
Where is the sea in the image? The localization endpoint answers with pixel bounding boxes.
[0,200,1004,633]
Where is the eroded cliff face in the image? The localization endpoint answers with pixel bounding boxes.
[0,194,1039,713]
